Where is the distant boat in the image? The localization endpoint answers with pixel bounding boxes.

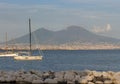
[14,19,43,60]
[0,53,18,57]
[0,32,18,57]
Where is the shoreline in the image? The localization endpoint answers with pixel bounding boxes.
[1,43,120,50]
[0,70,120,84]
[0,48,120,51]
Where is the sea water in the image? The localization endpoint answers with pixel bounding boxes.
[0,50,120,71]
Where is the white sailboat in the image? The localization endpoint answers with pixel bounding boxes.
[0,53,18,57]
[0,32,18,57]
[14,19,43,60]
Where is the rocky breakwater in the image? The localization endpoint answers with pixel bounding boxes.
[0,70,120,84]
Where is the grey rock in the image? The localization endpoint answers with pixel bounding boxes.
[44,78,57,83]
[32,79,43,84]
[64,71,76,81]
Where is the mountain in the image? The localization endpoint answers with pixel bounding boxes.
[8,25,120,45]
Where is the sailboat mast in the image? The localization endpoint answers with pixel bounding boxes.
[5,32,8,53]
[29,18,32,56]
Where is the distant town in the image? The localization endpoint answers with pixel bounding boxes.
[0,43,120,50]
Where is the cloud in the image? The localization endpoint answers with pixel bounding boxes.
[62,0,97,3]
[63,0,119,4]
[92,24,111,33]
[0,2,57,11]
[62,0,120,12]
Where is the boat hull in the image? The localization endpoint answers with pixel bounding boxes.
[0,53,18,57]
[14,56,43,60]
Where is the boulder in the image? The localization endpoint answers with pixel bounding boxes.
[0,77,5,82]
[104,80,113,84]
[92,71,102,77]
[64,71,76,81]
[95,81,103,84]
[16,77,24,82]
[44,78,57,83]
[54,71,65,82]
[84,75,94,81]
[32,79,43,84]
[79,78,88,84]
[88,82,95,84]
[78,71,89,77]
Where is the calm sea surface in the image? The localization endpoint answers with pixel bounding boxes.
[0,50,120,71]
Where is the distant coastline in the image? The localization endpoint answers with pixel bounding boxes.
[0,43,120,50]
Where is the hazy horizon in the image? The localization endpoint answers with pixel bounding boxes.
[0,0,120,42]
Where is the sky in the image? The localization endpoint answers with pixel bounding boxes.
[0,0,120,42]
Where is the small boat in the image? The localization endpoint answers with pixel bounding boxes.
[0,33,18,57]
[0,53,18,57]
[14,52,43,60]
[14,19,43,60]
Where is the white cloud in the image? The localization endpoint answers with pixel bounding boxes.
[92,24,111,33]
